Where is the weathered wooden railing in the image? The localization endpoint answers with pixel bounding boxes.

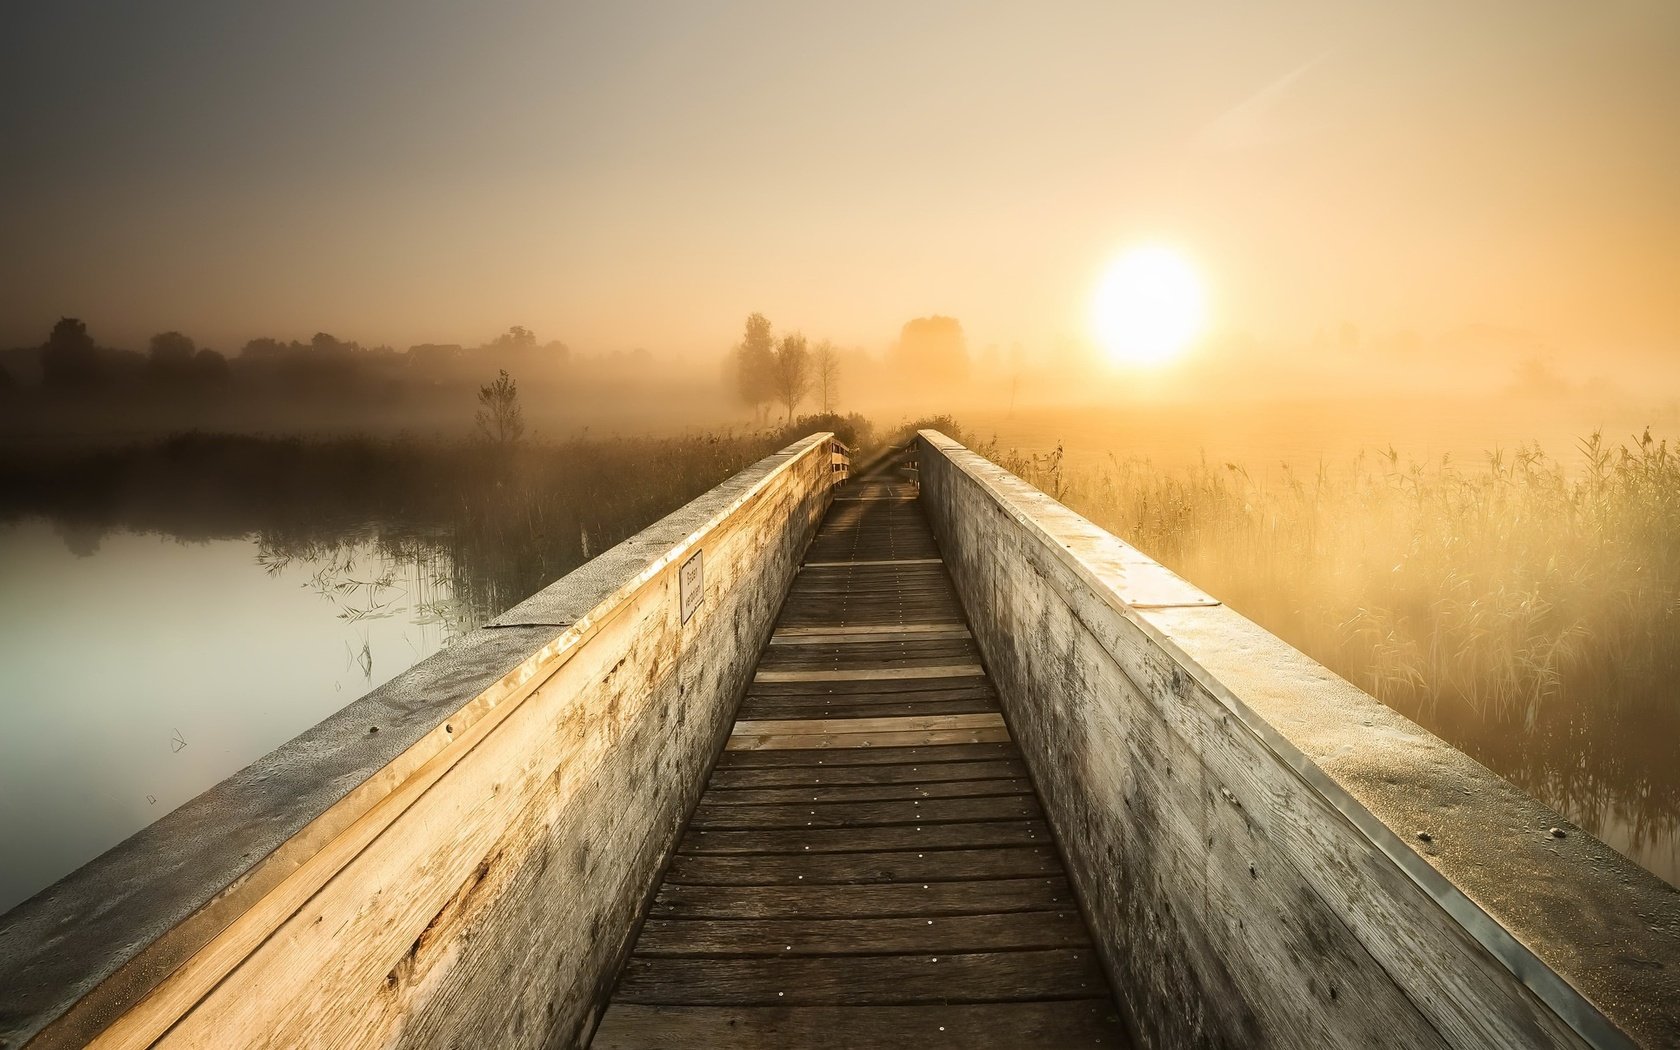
[5,428,1676,1050]
[915,430,1679,1050]
[0,432,846,1050]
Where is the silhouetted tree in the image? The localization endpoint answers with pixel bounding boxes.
[310,331,356,356]
[732,313,775,422]
[147,331,198,385]
[41,318,102,390]
[475,369,525,444]
[770,333,811,424]
[241,336,290,359]
[813,339,841,413]
[194,348,230,385]
[487,326,537,353]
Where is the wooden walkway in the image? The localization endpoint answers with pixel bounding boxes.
[592,464,1128,1048]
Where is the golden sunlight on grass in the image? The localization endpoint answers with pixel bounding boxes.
[1091,243,1208,366]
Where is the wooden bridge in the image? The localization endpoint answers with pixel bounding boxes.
[1,431,1677,1050]
[593,464,1125,1047]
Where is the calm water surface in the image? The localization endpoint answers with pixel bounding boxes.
[0,520,479,913]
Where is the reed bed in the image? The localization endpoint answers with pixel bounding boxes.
[981,430,1680,876]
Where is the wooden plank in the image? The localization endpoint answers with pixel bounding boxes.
[632,911,1090,956]
[785,580,952,594]
[752,665,986,683]
[769,627,970,645]
[801,558,945,568]
[708,759,1027,789]
[757,642,982,672]
[772,625,968,638]
[741,690,998,711]
[731,713,1004,737]
[662,847,1064,885]
[740,697,1000,720]
[592,1001,1127,1050]
[713,742,1018,768]
[687,795,1041,830]
[702,778,1032,805]
[611,948,1110,1005]
[746,677,993,698]
[773,611,963,622]
[649,878,1073,919]
[679,821,1053,855]
[741,689,998,709]
[725,726,1013,751]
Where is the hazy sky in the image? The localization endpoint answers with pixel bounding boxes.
[2,1,1676,369]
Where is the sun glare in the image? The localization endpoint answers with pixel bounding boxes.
[1092,244,1208,366]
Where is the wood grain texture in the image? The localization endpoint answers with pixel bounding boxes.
[714,741,1018,768]
[702,778,1032,806]
[8,435,840,1050]
[916,430,1680,1050]
[707,758,1026,789]
[663,845,1067,889]
[679,820,1054,855]
[731,713,1004,737]
[649,878,1074,919]
[612,949,1110,1005]
[592,460,1129,1049]
[633,911,1090,955]
[591,1001,1126,1050]
[724,726,1013,751]
[752,665,986,683]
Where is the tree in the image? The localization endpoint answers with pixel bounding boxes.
[40,317,102,390]
[147,331,198,384]
[310,331,356,356]
[240,337,289,359]
[475,369,525,444]
[194,348,231,384]
[770,333,811,423]
[732,312,775,422]
[812,339,841,412]
[488,326,538,353]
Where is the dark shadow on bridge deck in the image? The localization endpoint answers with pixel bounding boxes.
[591,459,1130,1048]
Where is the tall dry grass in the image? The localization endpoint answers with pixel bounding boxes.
[980,430,1680,873]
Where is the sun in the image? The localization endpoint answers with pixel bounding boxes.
[1091,244,1208,365]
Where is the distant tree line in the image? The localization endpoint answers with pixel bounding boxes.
[1,310,985,431]
[33,317,231,392]
[0,318,602,404]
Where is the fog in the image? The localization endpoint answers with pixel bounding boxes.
[4,310,1673,473]
[4,3,1677,400]
[2,0,1678,916]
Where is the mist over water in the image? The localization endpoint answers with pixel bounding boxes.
[2,3,1677,1000]
[0,523,462,913]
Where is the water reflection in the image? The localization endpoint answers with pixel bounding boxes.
[0,521,479,913]
[0,432,785,915]
[1414,688,1680,887]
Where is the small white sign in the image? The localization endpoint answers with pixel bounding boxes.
[679,550,704,624]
